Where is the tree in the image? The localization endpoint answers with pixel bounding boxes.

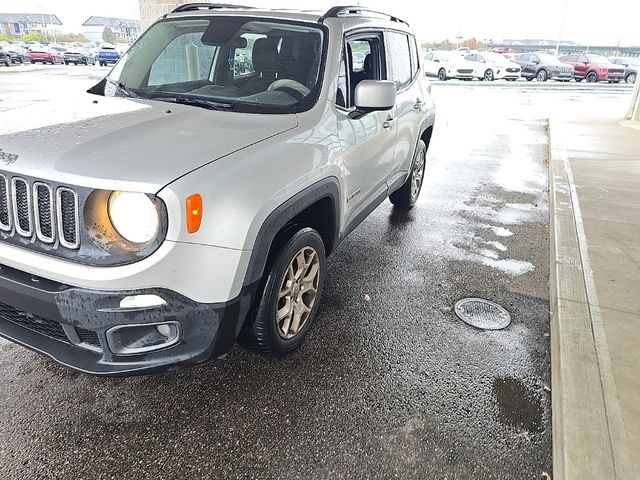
[102,26,116,44]
[58,33,89,43]
[21,31,46,43]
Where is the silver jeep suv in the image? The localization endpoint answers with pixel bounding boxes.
[0,4,435,375]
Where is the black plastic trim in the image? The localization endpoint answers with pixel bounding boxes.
[244,177,341,286]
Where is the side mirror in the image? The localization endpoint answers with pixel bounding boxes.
[434,58,440,63]
[351,80,396,119]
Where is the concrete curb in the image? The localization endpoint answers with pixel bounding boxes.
[0,65,41,74]
[549,117,634,479]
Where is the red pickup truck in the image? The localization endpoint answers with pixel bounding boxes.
[560,53,625,83]
[28,49,65,65]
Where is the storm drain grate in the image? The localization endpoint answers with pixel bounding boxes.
[454,298,511,330]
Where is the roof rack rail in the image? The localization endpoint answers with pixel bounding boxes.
[171,3,254,14]
[319,5,409,26]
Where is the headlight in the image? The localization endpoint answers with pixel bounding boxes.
[108,191,159,244]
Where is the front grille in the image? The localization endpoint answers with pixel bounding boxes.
[0,175,79,250]
[457,69,473,74]
[506,68,519,73]
[608,69,624,74]
[0,301,68,343]
[76,327,100,347]
[0,175,9,231]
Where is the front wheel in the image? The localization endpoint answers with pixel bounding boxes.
[586,72,598,83]
[390,139,427,209]
[437,68,447,81]
[627,72,637,84]
[536,69,548,82]
[483,69,494,81]
[240,228,326,353]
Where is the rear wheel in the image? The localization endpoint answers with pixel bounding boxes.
[586,71,598,83]
[437,68,447,81]
[239,228,326,353]
[390,139,427,209]
[627,72,637,84]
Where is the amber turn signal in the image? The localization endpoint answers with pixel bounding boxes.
[186,194,203,233]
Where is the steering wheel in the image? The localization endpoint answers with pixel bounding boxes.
[267,79,311,99]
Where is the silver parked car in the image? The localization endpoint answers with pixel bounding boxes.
[0,4,436,375]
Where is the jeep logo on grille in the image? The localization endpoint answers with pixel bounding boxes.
[0,149,18,165]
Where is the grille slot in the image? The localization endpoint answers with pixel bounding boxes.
[12,177,32,237]
[57,188,79,249]
[0,301,69,343]
[33,182,55,243]
[75,327,101,347]
[0,174,10,231]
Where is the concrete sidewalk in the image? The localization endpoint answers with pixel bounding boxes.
[550,117,640,479]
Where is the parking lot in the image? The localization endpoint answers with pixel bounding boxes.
[0,66,634,479]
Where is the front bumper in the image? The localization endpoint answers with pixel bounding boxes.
[0,263,255,375]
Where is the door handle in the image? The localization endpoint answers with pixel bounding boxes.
[414,99,424,110]
[383,117,395,129]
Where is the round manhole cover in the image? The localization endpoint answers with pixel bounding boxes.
[454,298,511,330]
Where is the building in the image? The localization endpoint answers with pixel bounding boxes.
[0,13,62,36]
[139,0,192,29]
[82,16,141,42]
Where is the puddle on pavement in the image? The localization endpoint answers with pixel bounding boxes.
[493,377,544,433]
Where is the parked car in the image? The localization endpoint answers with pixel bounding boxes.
[97,46,121,66]
[7,47,28,64]
[0,47,12,67]
[28,49,65,64]
[0,4,436,375]
[464,52,522,81]
[560,53,625,83]
[609,57,638,84]
[515,53,574,82]
[424,50,475,80]
[64,50,96,65]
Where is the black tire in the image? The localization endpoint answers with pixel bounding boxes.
[483,69,494,81]
[626,72,637,84]
[526,77,533,81]
[575,78,582,82]
[586,71,598,83]
[437,68,447,81]
[536,69,548,82]
[239,228,326,353]
[389,139,427,209]
[4,60,10,67]
[30,60,35,64]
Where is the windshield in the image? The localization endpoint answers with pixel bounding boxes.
[483,52,508,64]
[435,51,460,61]
[537,54,562,65]
[100,17,326,114]
[587,54,610,64]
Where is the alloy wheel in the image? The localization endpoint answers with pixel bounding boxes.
[438,68,446,81]
[627,73,637,85]
[586,72,597,83]
[411,149,426,201]
[484,69,494,81]
[275,246,320,340]
[537,70,547,81]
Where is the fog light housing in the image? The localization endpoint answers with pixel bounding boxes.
[106,321,181,355]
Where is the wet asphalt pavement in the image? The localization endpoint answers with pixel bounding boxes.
[0,66,635,479]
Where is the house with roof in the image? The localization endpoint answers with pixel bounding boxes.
[82,16,141,42]
[0,13,62,36]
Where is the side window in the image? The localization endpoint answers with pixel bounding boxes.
[336,34,383,109]
[232,33,266,77]
[425,53,433,61]
[386,31,412,89]
[578,55,589,63]
[409,35,419,78]
[148,32,216,86]
[530,55,539,63]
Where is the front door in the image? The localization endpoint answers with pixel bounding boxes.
[335,32,398,224]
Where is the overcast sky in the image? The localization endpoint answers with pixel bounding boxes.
[1,0,639,46]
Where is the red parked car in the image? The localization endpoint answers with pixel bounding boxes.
[28,49,65,65]
[560,53,625,83]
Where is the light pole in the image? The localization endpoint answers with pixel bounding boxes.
[555,0,569,55]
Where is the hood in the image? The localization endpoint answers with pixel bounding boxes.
[0,94,299,193]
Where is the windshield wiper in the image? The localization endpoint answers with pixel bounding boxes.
[145,93,233,111]
[106,77,141,98]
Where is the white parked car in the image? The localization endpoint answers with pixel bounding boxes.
[0,4,436,375]
[464,52,522,81]
[424,50,475,81]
